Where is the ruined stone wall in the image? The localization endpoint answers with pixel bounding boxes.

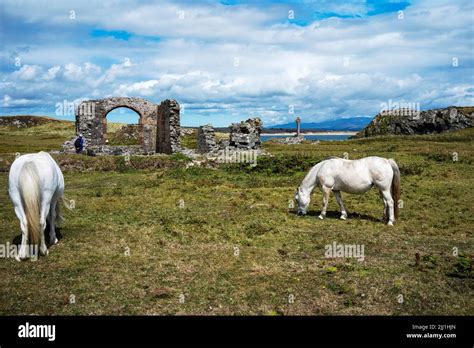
[72,97,181,155]
[228,118,262,150]
[157,99,181,154]
[87,145,143,156]
[197,124,218,153]
[75,97,157,154]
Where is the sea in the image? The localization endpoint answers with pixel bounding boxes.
[261,134,351,142]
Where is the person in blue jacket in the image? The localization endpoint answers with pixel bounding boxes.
[74,134,84,153]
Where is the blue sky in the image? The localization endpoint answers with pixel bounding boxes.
[0,0,473,126]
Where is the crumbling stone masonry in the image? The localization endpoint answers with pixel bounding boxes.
[65,97,181,155]
[197,124,218,153]
[157,99,181,154]
[228,118,262,150]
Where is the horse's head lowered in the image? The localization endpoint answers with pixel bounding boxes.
[295,187,310,216]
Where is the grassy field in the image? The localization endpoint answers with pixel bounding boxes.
[0,120,472,315]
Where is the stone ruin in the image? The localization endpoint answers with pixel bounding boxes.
[61,97,263,158]
[61,97,181,155]
[228,118,262,150]
[194,117,263,154]
[157,99,181,154]
[197,124,218,153]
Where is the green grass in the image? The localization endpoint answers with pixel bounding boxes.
[180,129,198,149]
[0,119,132,152]
[180,130,228,150]
[106,123,140,145]
[0,120,75,153]
[0,122,472,315]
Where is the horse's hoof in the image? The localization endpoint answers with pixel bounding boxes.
[318,214,325,220]
[40,248,49,256]
[17,250,28,261]
[54,238,58,245]
[30,255,38,262]
[340,215,347,220]
[387,221,394,226]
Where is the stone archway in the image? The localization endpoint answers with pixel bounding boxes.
[74,97,181,154]
[76,97,157,153]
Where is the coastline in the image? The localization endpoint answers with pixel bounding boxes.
[261,131,357,136]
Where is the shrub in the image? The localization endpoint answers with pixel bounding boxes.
[169,152,193,163]
[447,254,472,278]
[398,161,428,176]
[223,154,325,176]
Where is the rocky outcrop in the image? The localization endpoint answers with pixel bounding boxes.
[353,106,474,138]
[229,118,262,149]
[197,124,218,153]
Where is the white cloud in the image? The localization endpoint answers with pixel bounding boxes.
[63,62,102,85]
[100,58,132,82]
[114,79,159,96]
[3,95,11,107]
[63,63,84,81]
[13,65,42,81]
[43,66,61,81]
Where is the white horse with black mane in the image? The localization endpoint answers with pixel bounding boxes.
[295,156,400,225]
[8,151,64,261]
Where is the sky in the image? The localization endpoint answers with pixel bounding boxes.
[0,0,473,126]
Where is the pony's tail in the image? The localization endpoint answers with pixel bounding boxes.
[389,158,401,220]
[56,195,64,224]
[18,161,41,247]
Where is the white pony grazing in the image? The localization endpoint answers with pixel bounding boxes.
[295,156,400,225]
[8,151,64,261]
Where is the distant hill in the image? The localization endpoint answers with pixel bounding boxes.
[267,117,372,131]
[0,115,72,128]
[352,106,474,138]
[0,115,130,133]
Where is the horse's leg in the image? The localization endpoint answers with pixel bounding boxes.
[48,196,59,246]
[381,189,394,226]
[319,186,331,219]
[379,191,388,222]
[39,197,52,257]
[334,191,347,220]
[13,205,29,261]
